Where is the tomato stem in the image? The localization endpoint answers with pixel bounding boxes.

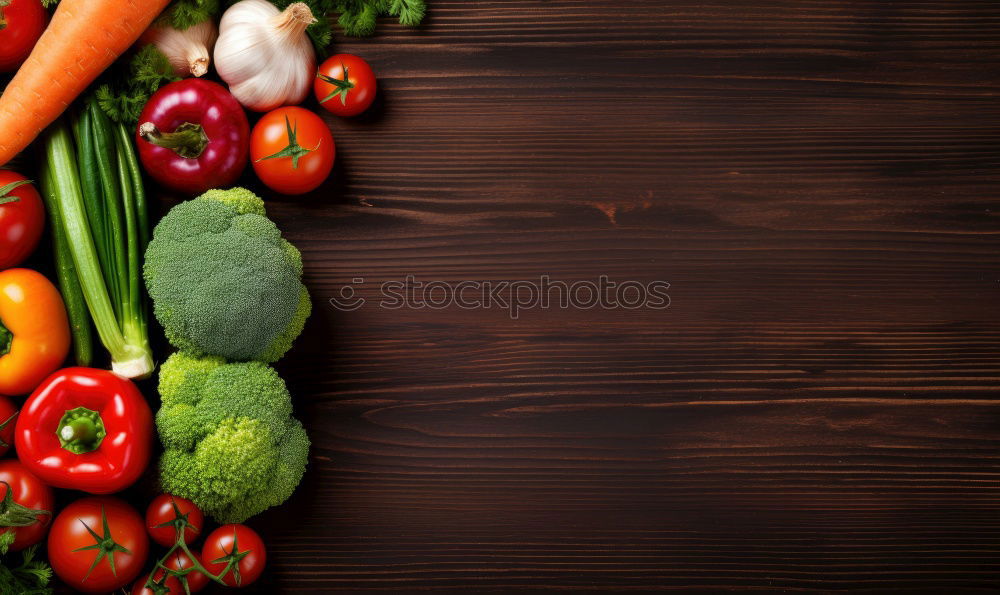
[56,407,106,454]
[74,505,130,581]
[254,115,319,169]
[0,411,16,449]
[0,481,50,530]
[138,122,210,159]
[143,513,247,591]
[0,319,10,358]
[317,64,355,105]
[0,179,32,205]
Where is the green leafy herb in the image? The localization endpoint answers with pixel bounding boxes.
[336,0,378,37]
[40,0,58,6]
[334,0,426,37]
[268,0,427,47]
[0,531,13,555]
[390,0,425,26]
[162,0,221,29]
[0,546,53,595]
[95,45,180,125]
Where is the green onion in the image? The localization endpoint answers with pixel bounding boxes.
[38,157,93,367]
[40,117,153,378]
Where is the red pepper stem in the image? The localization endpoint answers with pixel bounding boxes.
[0,319,10,358]
[61,418,97,443]
[56,407,106,454]
[139,122,209,159]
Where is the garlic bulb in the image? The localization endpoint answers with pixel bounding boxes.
[214,0,317,112]
[142,21,218,78]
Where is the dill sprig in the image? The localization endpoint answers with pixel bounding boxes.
[0,545,53,595]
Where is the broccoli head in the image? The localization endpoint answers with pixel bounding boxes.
[157,351,310,523]
[144,187,311,362]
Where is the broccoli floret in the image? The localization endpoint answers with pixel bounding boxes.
[157,351,310,523]
[144,188,310,362]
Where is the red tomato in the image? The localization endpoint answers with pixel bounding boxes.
[48,497,149,593]
[0,395,16,457]
[0,171,44,269]
[0,460,53,551]
[202,524,266,588]
[146,494,204,547]
[0,0,46,73]
[314,54,377,117]
[250,106,334,195]
[131,572,183,595]
[163,549,210,592]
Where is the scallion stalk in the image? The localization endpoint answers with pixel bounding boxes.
[41,121,153,379]
[38,156,93,367]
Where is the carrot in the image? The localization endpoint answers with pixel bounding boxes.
[0,0,172,166]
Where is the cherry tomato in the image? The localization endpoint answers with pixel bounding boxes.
[0,0,46,73]
[202,524,266,588]
[250,106,334,195]
[131,572,183,595]
[0,171,44,269]
[163,549,210,592]
[0,460,53,551]
[48,497,149,593]
[146,494,204,547]
[0,395,16,457]
[314,54,377,117]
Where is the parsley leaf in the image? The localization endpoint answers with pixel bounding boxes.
[162,0,221,30]
[96,45,180,125]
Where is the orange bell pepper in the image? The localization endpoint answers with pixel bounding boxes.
[0,269,70,396]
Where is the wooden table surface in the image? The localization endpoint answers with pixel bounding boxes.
[212,1,1000,592]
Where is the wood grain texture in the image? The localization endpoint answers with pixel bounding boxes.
[189,1,1000,592]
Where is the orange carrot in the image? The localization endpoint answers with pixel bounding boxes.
[0,0,171,166]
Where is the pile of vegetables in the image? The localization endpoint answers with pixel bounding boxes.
[0,0,425,589]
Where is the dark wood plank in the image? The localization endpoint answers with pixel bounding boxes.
[197,1,1000,591]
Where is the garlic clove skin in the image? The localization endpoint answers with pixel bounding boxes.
[142,20,219,78]
[214,0,317,112]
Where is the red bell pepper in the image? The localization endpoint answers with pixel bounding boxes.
[14,368,152,494]
[136,79,250,195]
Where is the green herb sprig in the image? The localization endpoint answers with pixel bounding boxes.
[162,0,221,29]
[95,45,180,125]
[334,0,426,37]
[0,545,53,595]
